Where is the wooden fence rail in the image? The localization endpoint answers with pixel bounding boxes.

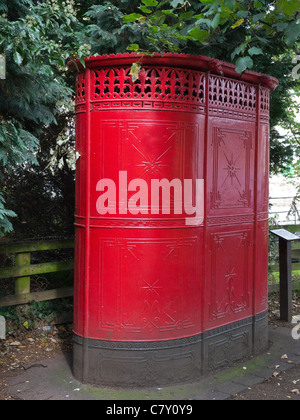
[0,239,74,308]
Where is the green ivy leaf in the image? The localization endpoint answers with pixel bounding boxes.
[248,46,263,56]
[231,43,247,60]
[252,13,265,23]
[189,27,210,42]
[195,18,212,28]
[235,56,254,73]
[13,51,23,66]
[170,0,185,7]
[231,18,245,29]
[274,22,289,31]
[127,44,140,52]
[161,10,177,17]
[124,13,144,23]
[179,11,195,21]
[199,0,215,4]
[277,0,300,17]
[140,5,152,14]
[224,0,236,10]
[211,13,221,30]
[284,22,300,46]
[142,0,159,6]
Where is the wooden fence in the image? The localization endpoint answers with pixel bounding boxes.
[0,239,74,308]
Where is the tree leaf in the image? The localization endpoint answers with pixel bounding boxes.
[130,62,142,82]
[140,5,152,14]
[199,0,216,4]
[284,22,300,46]
[235,56,254,73]
[124,13,144,23]
[224,0,237,11]
[189,27,210,42]
[252,13,265,23]
[248,46,263,56]
[13,51,23,66]
[231,43,247,60]
[127,44,140,52]
[231,18,245,29]
[236,11,249,18]
[170,0,185,7]
[142,0,159,6]
[277,0,300,17]
[179,11,195,21]
[211,13,221,30]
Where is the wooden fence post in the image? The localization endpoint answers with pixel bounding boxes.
[278,238,293,323]
[271,229,300,323]
[15,252,31,295]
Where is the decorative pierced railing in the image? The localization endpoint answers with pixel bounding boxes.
[75,65,270,120]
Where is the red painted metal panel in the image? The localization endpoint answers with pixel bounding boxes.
[253,88,271,316]
[89,112,205,221]
[203,224,254,331]
[206,118,256,219]
[86,228,203,341]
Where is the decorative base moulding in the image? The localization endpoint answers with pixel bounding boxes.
[73,311,268,388]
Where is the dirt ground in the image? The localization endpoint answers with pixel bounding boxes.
[0,292,300,401]
[231,291,300,401]
[0,324,73,400]
[231,365,300,400]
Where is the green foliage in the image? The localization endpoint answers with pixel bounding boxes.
[0,195,16,233]
[122,0,300,69]
[4,112,76,239]
[0,0,80,235]
[84,1,149,54]
[0,298,73,333]
[277,0,300,17]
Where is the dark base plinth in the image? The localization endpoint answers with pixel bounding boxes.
[73,311,268,388]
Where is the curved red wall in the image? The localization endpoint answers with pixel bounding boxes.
[72,54,277,387]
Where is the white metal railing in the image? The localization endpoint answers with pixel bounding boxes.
[269,196,300,225]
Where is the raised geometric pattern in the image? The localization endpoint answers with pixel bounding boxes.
[209,75,256,113]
